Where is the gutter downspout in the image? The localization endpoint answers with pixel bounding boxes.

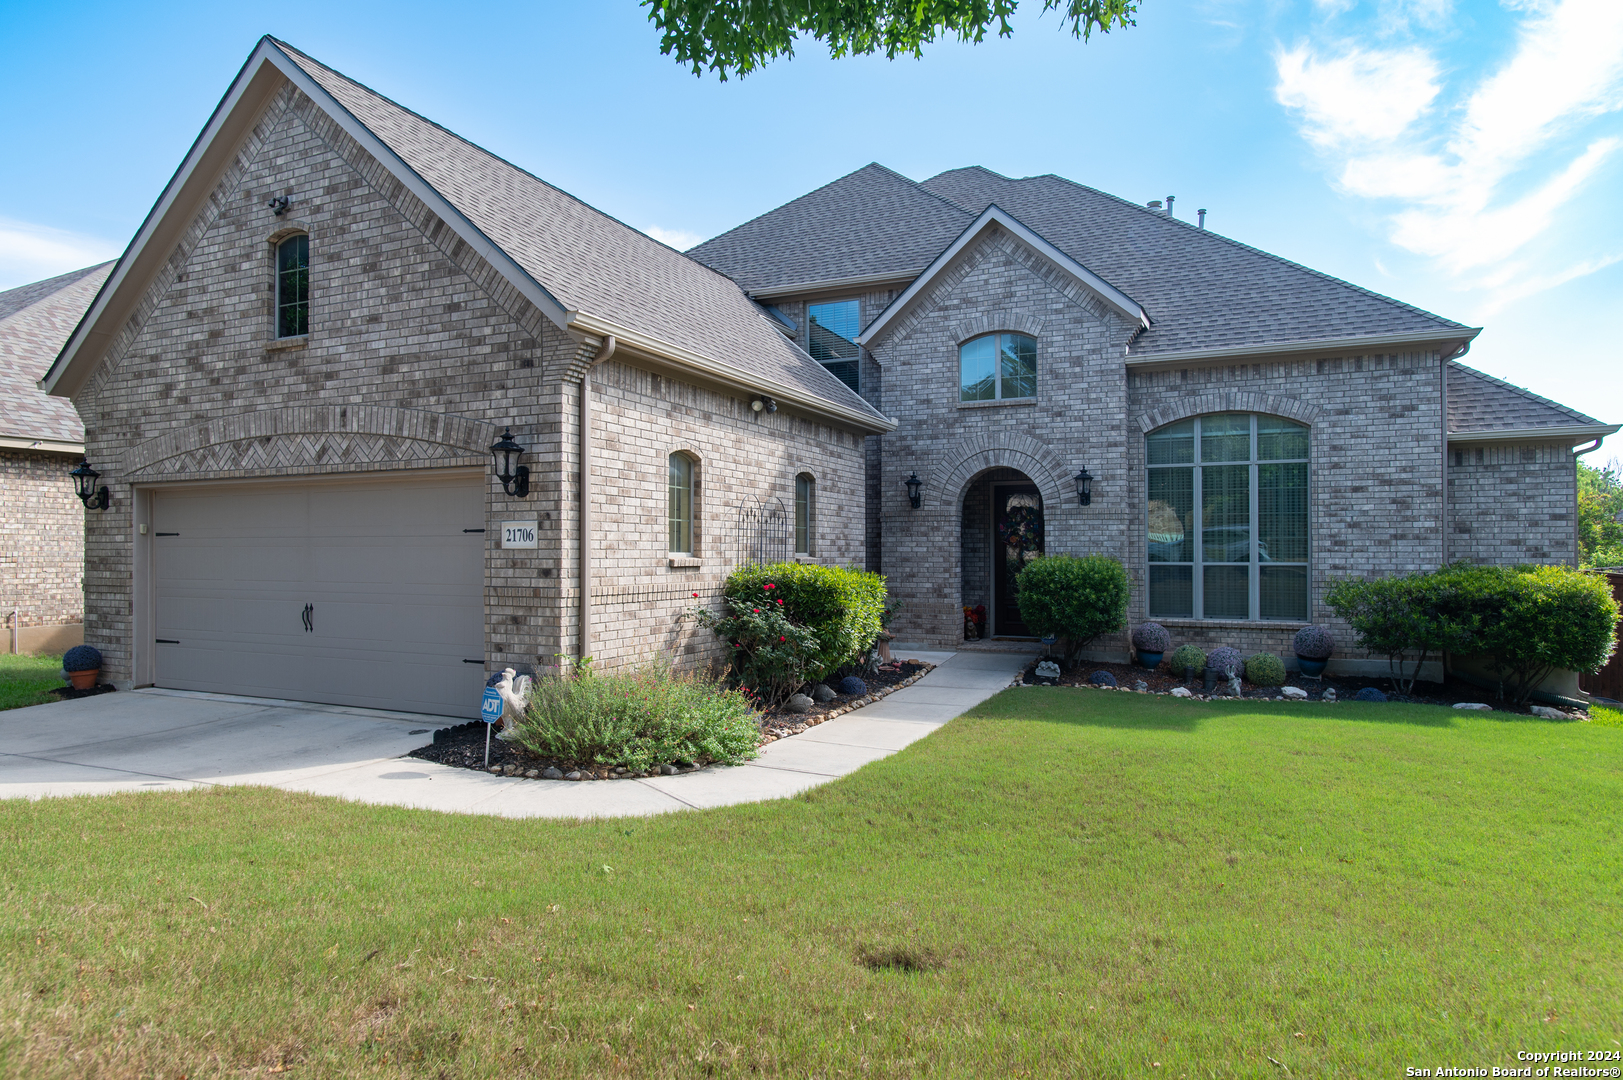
[579,335,615,666]
[1573,437,1605,571]
[1440,339,1472,569]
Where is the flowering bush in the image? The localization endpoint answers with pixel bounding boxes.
[723,562,887,681]
[1292,625,1335,660]
[1131,622,1170,653]
[1206,646,1244,679]
[685,581,820,708]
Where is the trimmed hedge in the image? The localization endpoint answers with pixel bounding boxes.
[1014,554,1129,669]
[1170,644,1206,675]
[723,562,887,685]
[1245,652,1286,687]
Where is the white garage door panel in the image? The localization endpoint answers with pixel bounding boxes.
[153,475,486,717]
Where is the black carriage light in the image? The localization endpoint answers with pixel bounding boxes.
[70,460,109,510]
[1074,467,1094,507]
[904,472,923,510]
[489,427,530,498]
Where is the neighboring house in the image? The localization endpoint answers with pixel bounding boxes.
[42,39,890,716]
[688,165,1620,668]
[1,263,113,655]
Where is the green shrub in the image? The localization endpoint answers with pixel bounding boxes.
[1169,644,1206,674]
[1014,554,1129,669]
[1325,566,1482,693]
[1245,652,1286,687]
[690,562,887,705]
[510,660,760,771]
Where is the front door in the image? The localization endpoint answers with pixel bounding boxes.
[992,484,1044,637]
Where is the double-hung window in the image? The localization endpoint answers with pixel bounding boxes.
[275,234,309,338]
[808,300,860,392]
[1146,413,1309,621]
[959,333,1036,402]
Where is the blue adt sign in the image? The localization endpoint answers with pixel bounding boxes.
[480,686,504,724]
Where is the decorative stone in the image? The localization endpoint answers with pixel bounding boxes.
[660,764,679,775]
[565,770,583,781]
[488,766,503,774]
[524,769,539,779]
[1452,702,1492,711]
[542,766,564,780]
[1035,660,1062,679]
[1529,705,1567,720]
[1281,686,1308,700]
[1133,681,1148,692]
[1354,687,1387,702]
[1169,686,1193,698]
[812,683,836,703]
[1087,671,1117,687]
[786,693,814,713]
[1321,688,1337,703]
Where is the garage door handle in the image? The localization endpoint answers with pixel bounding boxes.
[462,659,484,664]
[302,603,313,633]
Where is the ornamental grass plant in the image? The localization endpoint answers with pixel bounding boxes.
[509,660,760,772]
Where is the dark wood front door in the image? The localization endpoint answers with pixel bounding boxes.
[992,485,1044,637]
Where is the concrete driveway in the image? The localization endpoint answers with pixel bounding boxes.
[0,648,1028,818]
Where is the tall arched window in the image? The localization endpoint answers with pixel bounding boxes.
[275,234,309,338]
[959,332,1036,402]
[1146,413,1309,621]
[794,473,815,556]
[668,453,693,554]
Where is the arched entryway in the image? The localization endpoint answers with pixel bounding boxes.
[960,468,1045,640]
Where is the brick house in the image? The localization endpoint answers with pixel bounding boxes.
[1,263,112,655]
[42,39,891,716]
[688,165,1619,672]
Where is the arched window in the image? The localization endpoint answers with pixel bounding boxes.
[668,453,694,554]
[275,234,309,338]
[1146,413,1309,621]
[794,473,815,556]
[959,333,1036,402]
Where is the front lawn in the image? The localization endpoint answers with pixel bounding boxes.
[1,689,1618,1077]
[0,652,63,711]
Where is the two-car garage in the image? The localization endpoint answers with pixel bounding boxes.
[148,472,487,718]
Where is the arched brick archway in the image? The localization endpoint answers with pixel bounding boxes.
[940,436,1069,509]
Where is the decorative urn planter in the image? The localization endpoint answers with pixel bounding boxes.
[1136,651,1164,670]
[1292,626,1335,679]
[1130,623,1171,672]
[63,644,103,691]
[1296,657,1328,677]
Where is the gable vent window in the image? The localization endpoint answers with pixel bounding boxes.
[1146,413,1309,622]
[275,234,309,338]
[960,332,1036,402]
[808,299,860,393]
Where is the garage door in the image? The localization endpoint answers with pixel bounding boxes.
[152,473,486,717]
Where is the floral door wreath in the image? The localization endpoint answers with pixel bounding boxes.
[998,505,1044,555]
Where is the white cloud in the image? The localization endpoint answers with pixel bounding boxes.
[1274,0,1623,303]
[0,219,121,291]
[643,225,705,251]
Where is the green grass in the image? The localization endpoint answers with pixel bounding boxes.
[0,652,63,710]
[1,689,1619,1077]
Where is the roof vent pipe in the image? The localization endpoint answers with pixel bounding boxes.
[1198,209,1207,229]
[1165,195,1175,217]
[1145,200,1162,210]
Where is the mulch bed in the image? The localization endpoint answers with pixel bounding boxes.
[50,684,118,701]
[1027,657,1588,716]
[409,659,935,781]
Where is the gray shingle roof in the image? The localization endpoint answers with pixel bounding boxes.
[1447,362,1611,435]
[272,42,884,426]
[689,163,1470,357]
[687,164,973,293]
[0,263,110,444]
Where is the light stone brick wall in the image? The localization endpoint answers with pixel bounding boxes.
[1446,441,1576,566]
[0,450,84,631]
[71,82,865,688]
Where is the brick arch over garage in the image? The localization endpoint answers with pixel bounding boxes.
[120,405,498,479]
[940,434,1070,509]
[1134,391,1321,434]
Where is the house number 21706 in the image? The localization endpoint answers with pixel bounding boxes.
[501,521,538,548]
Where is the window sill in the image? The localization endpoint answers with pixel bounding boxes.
[667,555,702,569]
[266,335,309,351]
[794,554,819,564]
[957,397,1036,410]
[1151,618,1309,630]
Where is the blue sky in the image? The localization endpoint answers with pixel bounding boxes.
[4,0,1620,436]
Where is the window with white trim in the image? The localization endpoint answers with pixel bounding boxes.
[1146,413,1309,621]
[668,453,694,554]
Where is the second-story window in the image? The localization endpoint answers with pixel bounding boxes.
[276,234,309,338]
[960,333,1037,402]
[808,299,860,392]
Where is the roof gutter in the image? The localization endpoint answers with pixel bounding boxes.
[0,436,84,455]
[1448,424,1621,444]
[1125,327,1483,366]
[747,270,924,301]
[563,311,897,434]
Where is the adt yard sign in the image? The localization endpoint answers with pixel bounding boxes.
[481,686,504,724]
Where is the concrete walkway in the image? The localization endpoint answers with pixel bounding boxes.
[0,649,1028,819]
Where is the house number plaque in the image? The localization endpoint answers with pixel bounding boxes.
[501,520,538,548]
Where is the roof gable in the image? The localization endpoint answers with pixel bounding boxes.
[857,205,1148,348]
[44,38,890,432]
[0,263,111,446]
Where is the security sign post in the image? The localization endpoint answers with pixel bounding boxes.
[480,684,504,767]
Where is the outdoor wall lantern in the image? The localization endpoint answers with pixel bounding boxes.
[489,428,530,498]
[1073,467,1094,507]
[750,396,778,413]
[70,460,109,510]
[904,472,923,509]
